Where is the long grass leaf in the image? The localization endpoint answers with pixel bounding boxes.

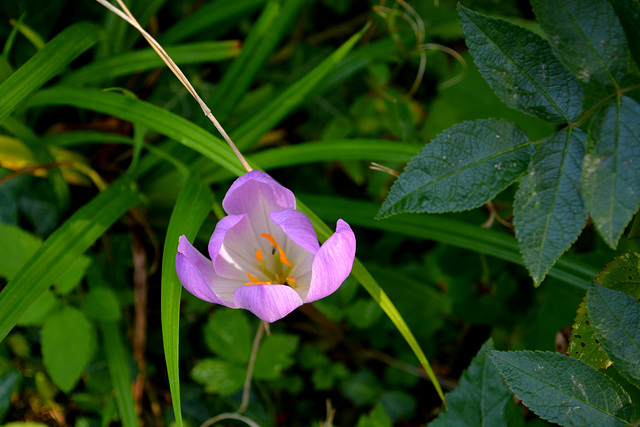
[101,322,139,427]
[161,175,214,427]
[0,22,100,125]
[0,179,142,342]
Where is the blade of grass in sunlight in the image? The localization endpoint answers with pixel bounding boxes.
[102,322,139,427]
[208,0,305,122]
[161,175,214,427]
[0,179,142,343]
[63,41,241,85]
[0,22,100,125]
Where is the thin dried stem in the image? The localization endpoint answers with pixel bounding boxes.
[237,321,266,414]
[369,162,400,177]
[94,0,252,173]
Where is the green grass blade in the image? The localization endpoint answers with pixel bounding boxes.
[233,23,371,150]
[209,0,305,121]
[101,322,139,427]
[160,0,267,44]
[161,175,214,427]
[203,139,419,183]
[63,41,241,86]
[296,200,447,404]
[0,22,100,125]
[302,193,596,289]
[0,179,142,343]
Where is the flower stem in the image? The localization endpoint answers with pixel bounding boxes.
[94,0,253,173]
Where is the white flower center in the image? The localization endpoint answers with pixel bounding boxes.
[245,233,297,288]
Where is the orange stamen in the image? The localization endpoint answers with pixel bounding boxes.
[260,233,291,267]
[245,272,270,286]
[256,249,263,263]
[286,277,296,284]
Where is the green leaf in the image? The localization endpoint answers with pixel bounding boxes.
[355,404,392,427]
[458,5,582,123]
[530,0,629,87]
[0,368,21,420]
[346,299,384,329]
[81,287,121,322]
[514,128,587,284]
[569,252,640,369]
[378,119,533,218]
[17,291,58,326]
[431,339,525,427]
[253,333,298,380]
[191,358,246,395]
[0,223,41,280]
[101,322,137,427]
[41,306,96,393]
[489,350,634,427]
[583,96,640,248]
[0,22,100,125]
[588,284,640,389]
[203,309,252,364]
[54,256,91,295]
[0,179,141,343]
[610,0,640,69]
[161,175,214,427]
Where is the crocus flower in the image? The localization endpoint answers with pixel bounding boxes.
[176,171,356,322]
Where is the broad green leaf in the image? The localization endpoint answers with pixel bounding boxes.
[17,291,58,326]
[0,223,41,280]
[431,339,525,427]
[81,287,121,322]
[583,96,640,248]
[41,306,96,393]
[459,5,582,123]
[355,404,392,427]
[253,333,299,380]
[569,253,640,369]
[203,309,252,364]
[63,41,241,86]
[530,0,628,87]
[610,0,640,69]
[514,128,587,285]
[191,358,246,395]
[378,119,533,218]
[209,0,305,121]
[0,179,142,343]
[489,350,634,427]
[588,284,640,389]
[0,22,100,125]
[0,368,21,420]
[101,322,137,427]
[54,255,91,295]
[161,175,214,427]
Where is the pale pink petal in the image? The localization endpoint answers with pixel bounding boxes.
[270,209,319,255]
[176,235,226,305]
[208,214,260,279]
[233,284,303,322]
[305,220,356,303]
[222,171,295,216]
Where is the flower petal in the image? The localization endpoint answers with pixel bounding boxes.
[270,209,320,255]
[176,235,226,305]
[233,284,303,322]
[304,220,356,303]
[222,171,295,216]
[208,214,260,279]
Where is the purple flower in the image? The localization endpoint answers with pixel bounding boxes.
[176,171,356,322]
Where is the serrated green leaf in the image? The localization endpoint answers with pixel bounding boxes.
[81,287,121,322]
[489,350,634,426]
[458,5,582,123]
[41,306,96,393]
[568,297,611,369]
[191,358,246,395]
[530,0,628,87]
[0,223,41,280]
[54,255,91,295]
[17,290,58,326]
[583,96,640,248]
[610,0,640,69]
[378,119,533,217]
[588,284,640,389]
[596,252,640,299]
[203,309,252,364]
[431,339,525,427]
[355,404,392,427]
[514,128,587,284]
[253,333,298,380]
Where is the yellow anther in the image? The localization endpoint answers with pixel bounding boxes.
[260,233,291,267]
[256,249,263,264]
[245,272,270,286]
[286,277,296,284]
